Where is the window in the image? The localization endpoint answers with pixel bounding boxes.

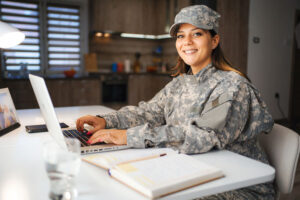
[1,0,40,71]
[0,0,87,75]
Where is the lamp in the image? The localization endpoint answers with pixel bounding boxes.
[0,20,25,49]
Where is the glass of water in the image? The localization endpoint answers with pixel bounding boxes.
[43,138,81,200]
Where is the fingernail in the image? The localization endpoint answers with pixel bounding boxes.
[87,131,91,135]
[98,138,102,142]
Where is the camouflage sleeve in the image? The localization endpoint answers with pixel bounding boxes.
[99,80,174,129]
[126,82,255,154]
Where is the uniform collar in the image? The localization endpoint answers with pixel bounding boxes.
[183,63,216,85]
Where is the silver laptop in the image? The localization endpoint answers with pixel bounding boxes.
[29,74,130,154]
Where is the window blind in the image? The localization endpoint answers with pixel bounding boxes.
[46,4,81,71]
[0,0,41,71]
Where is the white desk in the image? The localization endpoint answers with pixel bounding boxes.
[0,106,275,200]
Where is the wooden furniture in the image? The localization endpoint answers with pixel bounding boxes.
[90,0,190,35]
[0,78,101,109]
[0,74,172,109]
[128,74,171,106]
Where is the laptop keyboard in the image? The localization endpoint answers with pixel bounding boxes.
[63,129,107,147]
[63,129,90,147]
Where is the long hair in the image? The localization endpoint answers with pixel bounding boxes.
[171,30,248,80]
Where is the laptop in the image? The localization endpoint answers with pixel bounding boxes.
[28,74,130,154]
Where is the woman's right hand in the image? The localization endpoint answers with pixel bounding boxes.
[76,115,106,134]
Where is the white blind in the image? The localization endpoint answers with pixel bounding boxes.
[47,4,81,71]
[1,0,41,71]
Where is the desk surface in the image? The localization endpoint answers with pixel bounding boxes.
[0,106,275,200]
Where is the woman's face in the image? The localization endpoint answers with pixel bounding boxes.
[175,23,219,74]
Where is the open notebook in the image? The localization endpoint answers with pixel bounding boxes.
[83,148,224,199]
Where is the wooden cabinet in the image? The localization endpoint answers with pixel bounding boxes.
[0,79,101,109]
[0,75,171,110]
[90,0,190,35]
[47,79,101,107]
[1,79,39,109]
[90,0,162,35]
[128,74,172,106]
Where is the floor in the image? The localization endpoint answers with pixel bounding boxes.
[279,159,300,200]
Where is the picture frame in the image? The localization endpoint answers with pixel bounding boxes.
[0,88,20,136]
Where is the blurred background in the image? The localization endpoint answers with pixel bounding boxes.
[0,0,299,132]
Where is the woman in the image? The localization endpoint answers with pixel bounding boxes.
[77,5,275,199]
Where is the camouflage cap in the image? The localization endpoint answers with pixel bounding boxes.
[169,5,221,37]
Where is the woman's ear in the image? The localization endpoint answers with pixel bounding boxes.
[212,34,220,50]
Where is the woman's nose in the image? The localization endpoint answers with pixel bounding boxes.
[183,35,193,45]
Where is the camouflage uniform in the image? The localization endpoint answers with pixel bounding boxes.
[100,64,275,199]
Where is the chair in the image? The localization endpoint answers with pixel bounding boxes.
[259,123,300,199]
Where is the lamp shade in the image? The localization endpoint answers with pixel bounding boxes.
[0,20,25,49]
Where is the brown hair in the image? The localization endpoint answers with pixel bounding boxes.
[171,30,248,80]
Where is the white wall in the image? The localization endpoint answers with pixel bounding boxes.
[247,0,298,120]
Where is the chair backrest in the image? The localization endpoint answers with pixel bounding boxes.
[259,123,300,194]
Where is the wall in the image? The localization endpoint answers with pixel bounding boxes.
[247,0,298,120]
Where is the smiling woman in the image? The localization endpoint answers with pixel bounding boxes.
[76,5,275,200]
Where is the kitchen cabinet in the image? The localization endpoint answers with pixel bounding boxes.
[1,79,39,109]
[0,79,101,109]
[90,0,189,35]
[47,79,101,107]
[0,75,171,110]
[128,74,172,106]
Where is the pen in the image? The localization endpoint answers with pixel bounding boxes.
[117,153,167,165]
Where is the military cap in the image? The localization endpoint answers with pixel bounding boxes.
[169,5,221,37]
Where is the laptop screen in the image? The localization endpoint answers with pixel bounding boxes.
[29,74,67,150]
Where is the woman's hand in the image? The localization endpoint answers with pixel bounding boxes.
[76,115,106,133]
[87,129,127,145]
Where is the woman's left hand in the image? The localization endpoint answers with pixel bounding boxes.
[87,129,127,145]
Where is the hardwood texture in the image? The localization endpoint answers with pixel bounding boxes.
[217,0,249,74]
[0,75,171,109]
[90,0,190,35]
[91,0,160,35]
[47,79,101,107]
[0,79,101,109]
[1,80,38,109]
[128,74,172,106]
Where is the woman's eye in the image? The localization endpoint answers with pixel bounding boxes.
[176,34,184,39]
[193,32,202,37]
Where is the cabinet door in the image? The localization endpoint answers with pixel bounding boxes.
[2,80,38,109]
[128,75,171,106]
[47,80,72,107]
[70,79,100,106]
[91,0,158,34]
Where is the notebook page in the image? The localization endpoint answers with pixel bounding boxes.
[82,148,177,169]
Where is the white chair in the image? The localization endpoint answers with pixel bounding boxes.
[259,123,300,199]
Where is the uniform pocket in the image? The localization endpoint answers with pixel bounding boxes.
[194,93,233,130]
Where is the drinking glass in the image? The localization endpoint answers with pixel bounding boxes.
[43,138,81,200]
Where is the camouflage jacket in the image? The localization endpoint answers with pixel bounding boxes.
[101,64,273,162]
[101,64,275,199]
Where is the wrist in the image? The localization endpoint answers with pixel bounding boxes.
[96,115,106,128]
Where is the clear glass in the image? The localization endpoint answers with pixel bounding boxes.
[43,138,81,200]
